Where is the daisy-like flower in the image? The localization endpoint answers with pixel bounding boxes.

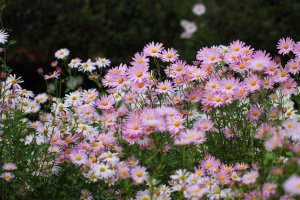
[180,19,197,39]
[167,115,185,133]
[95,57,111,68]
[127,65,149,83]
[143,42,164,57]
[292,41,300,56]
[131,166,148,184]
[131,52,149,67]
[283,175,300,195]
[68,58,82,69]
[0,172,14,182]
[248,107,262,121]
[44,71,60,80]
[263,183,277,199]
[55,48,70,59]
[192,3,206,16]
[220,78,239,95]
[3,163,17,171]
[95,95,114,110]
[80,189,94,200]
[242,170,259,185]
[70,151,88,165]
[135,189,151,200]
[156,80,173,94]
[249,50,271,72]
[79,59,96,72]
[201,156,220,172]
[0,29,8,44]
[277,37,295,55]
[160,48,179,62]
[243,74,261,92]
[92,163,115,179]
[100,151,119,164]
[197,46,221,65]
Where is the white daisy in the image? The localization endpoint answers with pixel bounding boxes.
[55,48,70,59]
[68,58,82,68]
[0,30,8,44]
[79,59,96,72]
[192,3,206,16]
[96,57,111,68]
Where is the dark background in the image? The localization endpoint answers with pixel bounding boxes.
[3,0,300,92]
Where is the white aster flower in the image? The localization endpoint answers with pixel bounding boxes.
[192,3,206,16]
[55,48,70,59]
[0,30,8,44]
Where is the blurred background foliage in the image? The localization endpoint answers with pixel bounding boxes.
[3,0,300,92]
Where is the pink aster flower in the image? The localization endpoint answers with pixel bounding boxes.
[292,41,300,56]
[167,115,185,134]
[196,119,214,132]
[281,78,297,96]
[160,48,179,62]
[263,183,277,199]
[143,41,164,57]
[0,172,14,182]
[201,155,220,172]
[262,77,275,89]
[248,107,263,122]
[196,46,222,65]
[95,95,114,110]
[127,64,150,83]
[235,162,249,171]
[2,163,17,171]
[243,74,261,92]
[275,67,290,83]
[131,52,149,67]
[44,71,60,80]
[70,150,88,165]
[156,80,173,94]
[220,78,239,95]
[287,57,300,74]
[283,175,300,196]
[277,37,295,55]
[131,166,148,184]
[264,61,279,75]
[249,50,271,72]
[242,170,259,185]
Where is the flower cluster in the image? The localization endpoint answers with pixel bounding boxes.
[1,37,300,199]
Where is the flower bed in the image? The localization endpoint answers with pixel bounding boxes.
[1,33,300,199]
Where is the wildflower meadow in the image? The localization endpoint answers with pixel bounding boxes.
[1,7,300,200]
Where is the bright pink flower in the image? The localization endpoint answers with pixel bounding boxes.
[235,162,249,171]
[277,37,295,55]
